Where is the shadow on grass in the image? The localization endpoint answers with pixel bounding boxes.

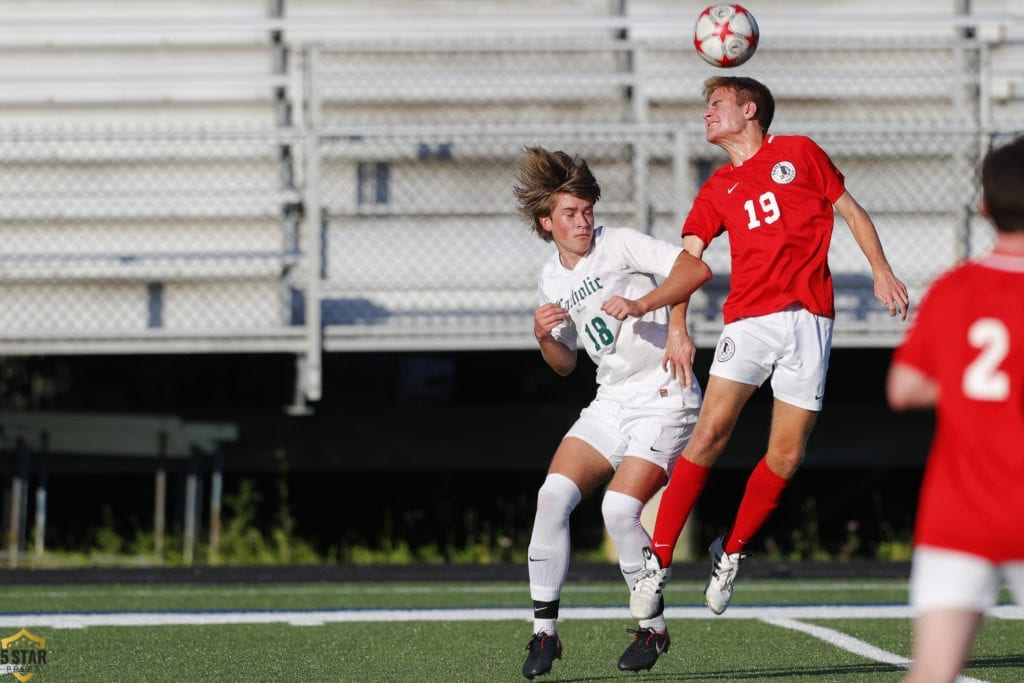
[966,653,1024,671]
[556,653,1024,681]
[555,662,902,681]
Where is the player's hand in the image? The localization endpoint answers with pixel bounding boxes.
[534,303,568,342]
[873,270,911,321]
[601,296,646,321]
[662,321,697,388]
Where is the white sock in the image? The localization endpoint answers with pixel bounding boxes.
[533,620,557,636]
[601,489,651,592]
[528,473,581,632]
[603,489,668,629]
[639,614,667,632]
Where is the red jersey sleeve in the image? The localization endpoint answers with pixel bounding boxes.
[802,137,846,204]
[681,185,724,246]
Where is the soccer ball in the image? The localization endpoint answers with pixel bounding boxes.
[693,4,759,68]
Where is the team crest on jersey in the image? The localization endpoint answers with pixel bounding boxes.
[717,336,736,362]
[770,161,797,184]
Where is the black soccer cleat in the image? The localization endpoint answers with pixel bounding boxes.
[616,627,670,672]
[522,631,562,679]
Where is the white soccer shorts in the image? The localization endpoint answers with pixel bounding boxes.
[910,545,1024,614]
[564,396,699,476]
[710,305,834,411]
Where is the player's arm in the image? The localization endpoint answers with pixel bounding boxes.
[602,249,711,320]
[886,361,938,410]
[662,233,710,388]
[834,190,911,320]
[534,302,576,376]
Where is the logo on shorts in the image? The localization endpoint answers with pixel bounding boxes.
[771,161,797,184]
[717,337,736,362]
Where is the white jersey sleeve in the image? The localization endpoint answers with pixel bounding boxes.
[600,226,682,281]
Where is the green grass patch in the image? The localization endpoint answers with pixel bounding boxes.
[3,579,1022,682]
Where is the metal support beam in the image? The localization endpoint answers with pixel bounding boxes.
[183,451,198,565]
[208,450,223,565]
[7,441,29,568]
[33,432,49,560]
[154,432,167,558]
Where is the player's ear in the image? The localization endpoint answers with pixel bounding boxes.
[743,100,758,122]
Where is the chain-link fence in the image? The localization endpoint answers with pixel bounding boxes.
[0,20,1019,401]
[0,128,303,342]
[309,31,1002,354]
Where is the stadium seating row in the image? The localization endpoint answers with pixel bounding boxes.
[0,1,1020,403]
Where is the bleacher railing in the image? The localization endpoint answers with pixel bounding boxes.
[0,13,1020,403]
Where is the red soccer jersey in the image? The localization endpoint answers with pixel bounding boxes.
[683,135,846,323]
[892,251,1024,562]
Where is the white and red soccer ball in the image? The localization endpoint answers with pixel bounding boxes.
[693,4,759,68]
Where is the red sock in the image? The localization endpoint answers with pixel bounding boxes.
[651,457,709,567]
[724,456,789,554]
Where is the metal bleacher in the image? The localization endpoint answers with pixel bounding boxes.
[0,1,1022,403]
[0,5,309,372]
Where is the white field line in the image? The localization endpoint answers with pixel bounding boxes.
[762,617,989,683]
[0,604,1020,629]
[763,617,913,672]
[0,604,1019,677]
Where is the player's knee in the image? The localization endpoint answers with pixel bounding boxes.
[601,490,643,537]
[765,449,803,478]
[687,421,730,464]
[536,473,582,520]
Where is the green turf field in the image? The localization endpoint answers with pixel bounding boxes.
[0,579,1021,681]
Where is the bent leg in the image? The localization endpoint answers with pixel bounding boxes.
[605,456,668,586]
[763,398,818,478]
[723,399,818,554]
[650,376,756,566]
[605,457,671,629]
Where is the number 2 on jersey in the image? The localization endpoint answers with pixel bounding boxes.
[963,318,1010,401]
[584,316,615,352]
[743,191,781,230]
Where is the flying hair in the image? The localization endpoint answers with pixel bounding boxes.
[514,147,601,242]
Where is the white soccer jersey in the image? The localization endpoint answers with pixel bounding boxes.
[538,225,694,407]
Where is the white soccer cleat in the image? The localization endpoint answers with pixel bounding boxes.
[629,546,670,620]
[704,535,748,615]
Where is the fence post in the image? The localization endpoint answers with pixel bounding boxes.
[154,431,167,559]
[208,450,223,565]
[33,431,49,560]
[300,45,324,405]
[183,450,198,565]
[7,439,29,568]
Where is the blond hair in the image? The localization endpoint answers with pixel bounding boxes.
[514,147,601,242]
